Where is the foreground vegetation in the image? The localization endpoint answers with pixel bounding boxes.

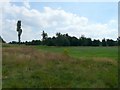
[2,44,118,88]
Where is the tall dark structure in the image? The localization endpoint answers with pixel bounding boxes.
[16,20,22,44]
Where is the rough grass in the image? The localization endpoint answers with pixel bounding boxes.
[2,44,118,88]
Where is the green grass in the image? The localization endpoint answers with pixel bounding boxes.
[36,46,118,60]
[2,44,118,88]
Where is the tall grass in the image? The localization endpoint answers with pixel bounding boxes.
[2,45,118,88]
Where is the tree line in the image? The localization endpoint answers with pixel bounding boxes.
[9,31,120,46]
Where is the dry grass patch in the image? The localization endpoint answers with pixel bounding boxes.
[2,46,70,64]
[92,57,117,66]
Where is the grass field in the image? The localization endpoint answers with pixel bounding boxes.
[36,46,118,60]
[2,44,118,88]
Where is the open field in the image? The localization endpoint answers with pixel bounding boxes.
[2,44,118,88]
[36,46,118,60]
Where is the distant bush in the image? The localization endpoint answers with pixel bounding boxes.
[62,48,69,57]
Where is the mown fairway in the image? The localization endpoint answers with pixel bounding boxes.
[2,44,118,88]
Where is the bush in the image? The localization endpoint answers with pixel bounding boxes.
[62,49,69,56]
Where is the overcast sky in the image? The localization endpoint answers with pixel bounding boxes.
[0,0,118,42]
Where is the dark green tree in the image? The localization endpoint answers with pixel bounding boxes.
[16,20,22,45]
[92,39,100,46]
[41,31,48,41]
[41,31,48,45]
[45,37,54,46]
[80,35,88,46]
[102,38,107,46]
[86,38,92,46]
[70,36,79,46]
[106,39,115,46]
[55,32,70,46]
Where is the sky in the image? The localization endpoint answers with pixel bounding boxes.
[0,0,118,42]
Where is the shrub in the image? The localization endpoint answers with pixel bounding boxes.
[62,49,69,57]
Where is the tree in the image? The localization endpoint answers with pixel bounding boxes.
[25,40,41,45]
[70,36,79,46]
[92,39,100,46]
[9,41,18,44]
[106,39,115,46]
[55,32,70,46]
[45,37,54,46]
[16,20,22,45]
[86,38,92,46]
[41,31,48,41]
[41,31,48,45]
[102,38,107,46]
[80,35,88,46]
